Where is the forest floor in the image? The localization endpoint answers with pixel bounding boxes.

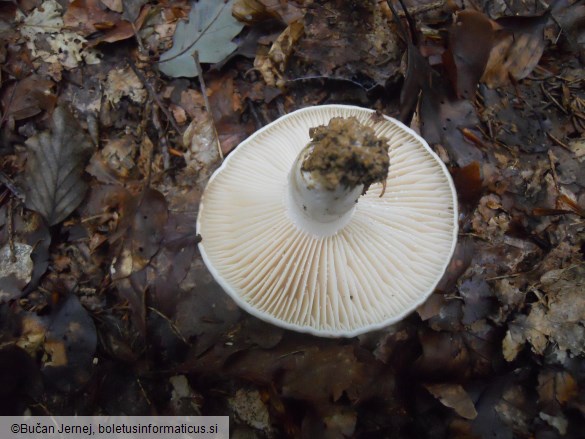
[1,0,584,438]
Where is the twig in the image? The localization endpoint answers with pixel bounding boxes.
[8,197,16,263]
[547,132,571,151]
[152,105,171,170]
[0,170,24,201]
[540,82,568,114]
[192,51,224,160]
[548,150,560,191]
[128,59,183,135]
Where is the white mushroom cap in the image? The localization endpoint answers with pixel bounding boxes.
[196,105,458,337]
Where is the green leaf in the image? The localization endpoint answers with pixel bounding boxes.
[23,106,94,226]
[158,0,244,78]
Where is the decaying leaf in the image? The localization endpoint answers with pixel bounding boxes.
[255,21,304,88]
[229,388,272,434]
[503,265,585,361]
[425,383,478,420]
[18,0,101,72]
[182,112,221,180]
[158,0,245,78]
[286,0,402,90]
[104,66,147,105]
[0,243,33,303]
[23,106,94,226]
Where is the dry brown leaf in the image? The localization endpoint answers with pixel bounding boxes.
[425,383,478,420]
[233,0,303,24]
[0,75,56,121]
[482,15,547,88]
[538,369,578,414]
[104,67,147,105]
[255,21,304,87]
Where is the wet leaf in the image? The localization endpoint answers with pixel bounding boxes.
[23,106,94,226]
[425,383,478,420]
[0,345,43,415]
[450,161,483,207]
[444,10,494,99]
[129,189,168,270]
[41,294,97,392]
[158,0,245,78]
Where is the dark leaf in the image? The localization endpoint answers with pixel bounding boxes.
[451,161,483,207]
[130,189,168,269]
[0,344,43,415]
[444,10,494,99]
[41,294,97,392]
[23,106,94,226]
[0,75,56,121]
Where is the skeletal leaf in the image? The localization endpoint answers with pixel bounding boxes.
[23,106,94,226]
[158,0,245,78]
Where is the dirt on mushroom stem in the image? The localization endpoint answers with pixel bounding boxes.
[301,117,390,192]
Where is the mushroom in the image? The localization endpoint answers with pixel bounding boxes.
[197,105,458,337]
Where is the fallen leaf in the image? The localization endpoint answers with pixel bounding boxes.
[64,0,121,36]
[158,0,245,78]
[229,388,272,433]
[287,0,402,90]
[0,243,33,302]
[23,106,94,226]
[233,0,303,25]
[41,294,97,392]
[255,21,304,88]
[129,189,169,270]
[100,0,122,13]
[104,66,146,105]
[0,75,56,121]
[0,345,43,415]
[450,161,483,207]
[538,369,578,415]
[443,10,494,99]
[482,14,548,88]
[425,383,478,420]
[19,0,101,71]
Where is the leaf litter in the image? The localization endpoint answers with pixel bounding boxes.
[0,0,585,436]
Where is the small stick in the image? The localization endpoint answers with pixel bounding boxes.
[8,197,16,263]
[152,105,171,170]
[547,132,571,151]
[192,51,224,160]
[128,60,183,135]
[540,82,568,114]
[0,170,24,201]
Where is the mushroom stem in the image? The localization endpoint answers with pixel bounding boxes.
[286,117,390,236]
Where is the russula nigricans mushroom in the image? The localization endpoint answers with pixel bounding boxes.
[196,105,458,337]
